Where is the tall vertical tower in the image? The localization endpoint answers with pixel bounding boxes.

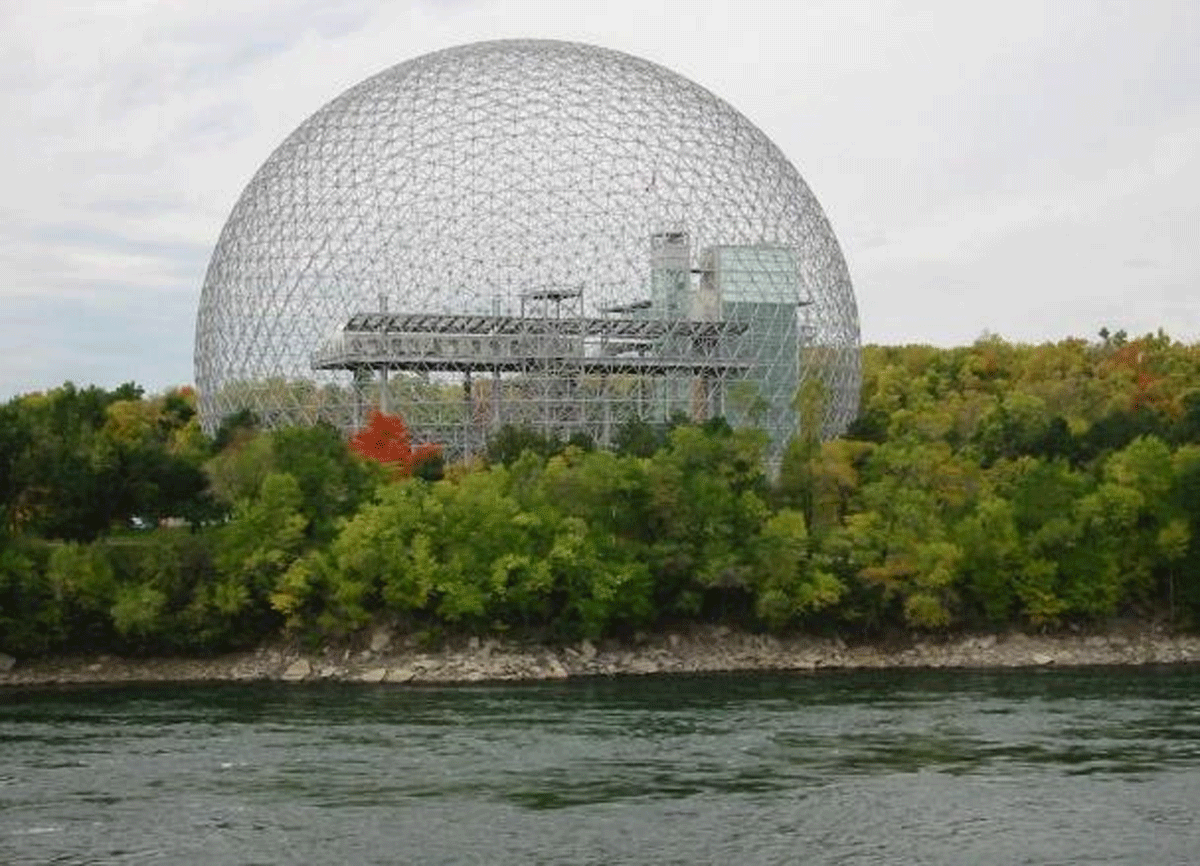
[701,245,806,441]
[650,231,691,320]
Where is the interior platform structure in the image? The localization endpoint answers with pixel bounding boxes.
[311,239,814,461]
[311,288,752,457]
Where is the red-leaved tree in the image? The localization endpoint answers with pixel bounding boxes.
[348,410,443,478]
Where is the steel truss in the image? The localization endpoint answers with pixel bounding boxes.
[194,39,861,460]
[311,292,755,454]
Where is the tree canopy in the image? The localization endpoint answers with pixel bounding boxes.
[7,330,1200,658]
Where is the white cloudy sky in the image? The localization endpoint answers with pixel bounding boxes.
[1,0,1197,397]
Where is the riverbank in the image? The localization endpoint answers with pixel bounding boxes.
[3,624,1200,687]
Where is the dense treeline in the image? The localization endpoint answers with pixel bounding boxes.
[5,329,1200,658]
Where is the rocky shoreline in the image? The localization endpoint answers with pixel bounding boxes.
[3,624,1200,687]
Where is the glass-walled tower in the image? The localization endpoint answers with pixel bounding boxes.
[700,245,807,445]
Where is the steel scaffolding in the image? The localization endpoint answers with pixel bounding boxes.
[310,295,753,454]
[194,39,861,458]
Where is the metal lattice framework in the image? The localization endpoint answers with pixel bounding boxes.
[195,39,860,459]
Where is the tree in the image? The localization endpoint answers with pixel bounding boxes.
[752,508,844,629]
[612,417,662,457]
[954,496,1023,626]
[0,384,214,539]
[0,537,61,655]
[643,423,770,619]
[349,410,443,478]
[485,423,562,466]
[777,437,874,536]
[0,404,28,532]
[272,423,383,542]
[208,472,309,638]
[46,541,116,644]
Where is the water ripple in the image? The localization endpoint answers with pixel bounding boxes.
[3,668,1200,864]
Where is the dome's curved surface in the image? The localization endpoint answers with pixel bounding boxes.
[195,39,860,455]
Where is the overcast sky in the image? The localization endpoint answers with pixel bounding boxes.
[1,0,1197,398]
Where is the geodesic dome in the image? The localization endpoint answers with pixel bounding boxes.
[194,38,860,458]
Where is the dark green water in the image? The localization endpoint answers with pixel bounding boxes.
[3,667,1200,865]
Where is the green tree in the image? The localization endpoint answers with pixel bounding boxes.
[485,424,563,466]
[954,496,1023,626]
[322,479,440,632]
[209,472,308,638]
[45,541,116,645]
[0,537,60,655]
[272,423,382,542]
[752,508,843,629]
[643,423,770,619]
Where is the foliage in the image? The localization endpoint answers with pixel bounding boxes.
[2,383,213,540]
[752,509,843,628]
[8,330,1200,658]
[0,536,59,655]
[485,423,566,466]
[349,410,443,479]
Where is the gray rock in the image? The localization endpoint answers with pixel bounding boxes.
[578,639,597,660]
[369,627,392,653]
[628,658,660,675]
[0,653,14,672]
[385,666,414,683]
[281,659,311,681]
[356,668,388,683]
[1032,653,1054,666]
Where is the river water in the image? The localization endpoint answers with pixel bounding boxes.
[3,666,1199,865]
